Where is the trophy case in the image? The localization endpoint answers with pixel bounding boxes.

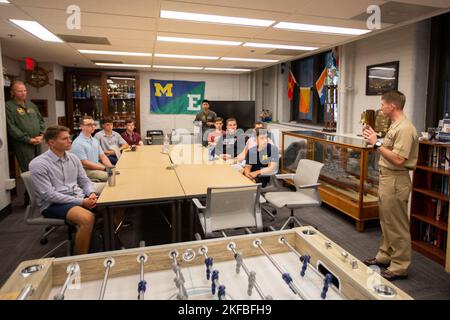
[282,131,380,231]
[65,69,140,134]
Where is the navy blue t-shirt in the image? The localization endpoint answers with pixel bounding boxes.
[246,143,279,171]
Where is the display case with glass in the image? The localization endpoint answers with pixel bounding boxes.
[65,70,140,134]
[282,131,380,231]
[107,75,137,129]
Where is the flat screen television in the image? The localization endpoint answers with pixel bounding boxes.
[208,100,255,131]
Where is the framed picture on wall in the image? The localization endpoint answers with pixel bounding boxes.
[366,61,399,95]
[31,99,48,117]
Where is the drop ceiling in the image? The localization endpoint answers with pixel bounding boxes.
[0,0,449,73]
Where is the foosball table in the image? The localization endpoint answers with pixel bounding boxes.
[0,227,412,300]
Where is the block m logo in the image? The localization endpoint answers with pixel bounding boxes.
[154,82,173,97]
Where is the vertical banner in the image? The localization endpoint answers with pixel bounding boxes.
[299,87,311,114]
[150,79,205,114]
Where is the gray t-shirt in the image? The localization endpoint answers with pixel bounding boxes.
[94,130,127,153]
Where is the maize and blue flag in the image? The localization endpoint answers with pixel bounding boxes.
[150,79,205,114]
[315,68,327,105]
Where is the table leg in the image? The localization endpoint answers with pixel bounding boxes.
[176,200,182,242]
[188,200,194,241]
[171,202,177,243]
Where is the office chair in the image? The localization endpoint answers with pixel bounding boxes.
[145,130,164,145]
[21,172,73,258]
[192,184,263,239]
[264,159,324,230]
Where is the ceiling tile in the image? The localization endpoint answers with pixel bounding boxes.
[163,0,313,14]
[19,6,157,30]
[11,0,160,17]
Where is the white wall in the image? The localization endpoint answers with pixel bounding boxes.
[1,56,65,127]
[0,41,12,211]
[251,64,290,123]
[139,71,251,135]
[339,21,430,134]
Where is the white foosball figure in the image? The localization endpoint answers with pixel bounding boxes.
[0,227,412,300]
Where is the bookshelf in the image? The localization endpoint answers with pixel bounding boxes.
[410,141,450,271]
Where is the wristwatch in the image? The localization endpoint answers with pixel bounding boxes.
[373,141,382,149]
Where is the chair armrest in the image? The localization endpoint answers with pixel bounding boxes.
[297,183,321,189]
[275,173,295,180]
[192,198,206,210]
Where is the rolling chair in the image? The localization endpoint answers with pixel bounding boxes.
[264,159,324,230]
[192,184,263,239]
[21,172,73,257]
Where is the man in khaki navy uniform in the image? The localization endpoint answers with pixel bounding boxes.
[362,90,418,281]
[6,81,45,173]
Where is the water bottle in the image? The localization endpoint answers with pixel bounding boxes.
[163,134,170,154]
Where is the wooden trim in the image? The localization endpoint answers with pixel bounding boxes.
[285,131,372,150]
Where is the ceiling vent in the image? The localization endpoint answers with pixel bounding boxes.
[91,60,122,64]
[266,49,304,56]
[57,35,111,45]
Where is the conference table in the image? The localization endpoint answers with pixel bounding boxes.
[97,144,253,251]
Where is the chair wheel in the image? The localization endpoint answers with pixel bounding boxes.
[40,238,48,245]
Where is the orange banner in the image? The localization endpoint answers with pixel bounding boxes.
[299,87,311,113]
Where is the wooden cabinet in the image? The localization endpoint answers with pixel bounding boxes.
[410,141,449,269]
[281,130,380,231]
[65,69,140,133]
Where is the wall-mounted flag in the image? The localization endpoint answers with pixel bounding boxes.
[315,68,327,105]
[150,79,205,114]
[287,71,297,101]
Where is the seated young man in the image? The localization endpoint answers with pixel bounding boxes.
[29,126,97,255]
[243,128,279,187]
[207,117,224,158]
[121,119,143,146]
[237,121,274,162]
[214,118,247,163]
[94,117,129,165]
[71,116,113,183]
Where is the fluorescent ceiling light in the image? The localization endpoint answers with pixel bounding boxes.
[79,49,151,57]
[243,42,318,51]
[221,57,278,63]
[95,63,151,68]
[157,36,241,46]
[155,53,219,60]
[9,19,62,42]
[205,68,251,72]
[0,1,11,3]
[160,10,274,27]
[153,65,203,70]
[273,22,370,36]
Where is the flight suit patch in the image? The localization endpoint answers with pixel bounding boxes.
[16,107,26,115]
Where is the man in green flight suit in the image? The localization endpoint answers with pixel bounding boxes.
[6,81,45,173]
